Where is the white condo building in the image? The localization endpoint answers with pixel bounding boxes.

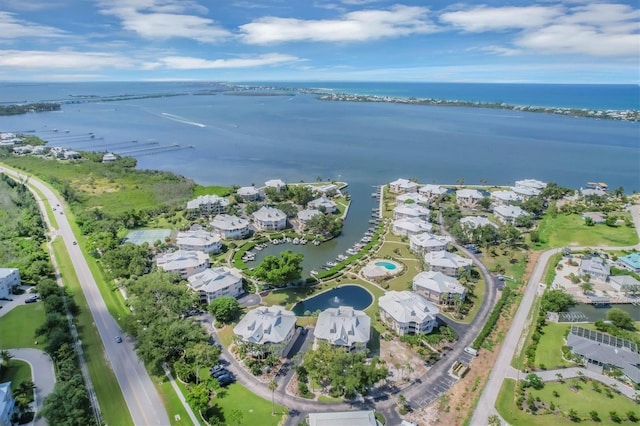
[378,291,440,335]
[389,178,419,194]
[314,306,371,352]
[237,186,261,201]
[409,233,452,255]
[211,214,251,240]
[392,217,433,237]
[176,229,222,253]
[413,271,467,306]
[186,194,229,216]
[187,267,243,304]
[156,250,209,278]
[252,206,287,231]
[0,268,20,300]
[424,250,472,277]
[233,306,297,355]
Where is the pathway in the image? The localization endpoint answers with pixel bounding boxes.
[9,348,56,426]
[162,364,202,426]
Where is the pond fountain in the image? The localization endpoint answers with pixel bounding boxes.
[292,285,373,316]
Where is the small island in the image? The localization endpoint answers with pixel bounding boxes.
[0,102,61,116]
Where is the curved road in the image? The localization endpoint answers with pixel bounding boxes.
[471,204,640,426]
[9,349,56,426]
[1,167,169,426]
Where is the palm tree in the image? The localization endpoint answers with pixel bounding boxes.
[0,350,12,376]
[14,380,36,399]
[269,379,278,415]
[579,282,594,295]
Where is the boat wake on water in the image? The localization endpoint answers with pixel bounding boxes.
[160,112,206,127]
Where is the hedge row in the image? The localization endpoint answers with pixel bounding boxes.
[471,286,513,350]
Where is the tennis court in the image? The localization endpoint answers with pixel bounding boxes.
[123,229,171,245]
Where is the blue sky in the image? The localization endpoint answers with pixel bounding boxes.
[0,0,638,83]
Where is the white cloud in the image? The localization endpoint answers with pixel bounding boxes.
[440,6,563,32]
[0,49,141,70]
[0,11,68,39]
[158,53,301,69]
[97,0,230,42]
[239,5,436,44]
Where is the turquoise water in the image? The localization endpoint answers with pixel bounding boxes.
[375,261,397,270]
[291,285,373,316]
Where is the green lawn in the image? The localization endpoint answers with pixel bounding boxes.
[498,378,640,425]
[534,323,572,369]
[0,359,32,393]
[154,375,195,426]
[0,303,46,349]
[536,213,638,249]
[212,382,285,426]
[51,239,134,426]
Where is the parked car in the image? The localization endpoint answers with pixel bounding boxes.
[25,297,38,304]
[216,374,234,386]
[210,365,224,375]
[212,369,229,379]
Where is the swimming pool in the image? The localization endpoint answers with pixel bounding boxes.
[375,261,397,270]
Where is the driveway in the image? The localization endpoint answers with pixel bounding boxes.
[9,348,56,426]
[0,287,35,316]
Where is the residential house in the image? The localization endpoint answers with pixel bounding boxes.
[308,196,337,214]
[187,267,243,304]
[176,229,222,254]
[396,192,429,206]
[609,275,640,293]
[307,183,339,196]
[455,189,484,208]
[102,153,117,163]
[460,216,496,229]
[378,291,440,335]
[233,306,297,355]
[514,179,546,193]
[409,233,452,255]
[156,250,209,278]
[211,214,251,239]
[567,326,640,383]
[579,256,610,281]
[307,410,382,426]
[493,205,528,225]
[313,306,370,352]
[511,185,538,200]
[62,150,81,159]
[418,184,448,200]
[490,190,521,206]
[424,250,472,277]
[252,206,287,231]
[580,187,608,198]
[297,209,322,228]
[0,382,15,426]
[265,179,286,191]
[393,204,430,220]
[392,217,433,237]
[618,253,640,273]
[186,194,229,216]
[237,186,261,202]
[0,268,19,300]
[412,271,467,306]
[389,178,419,194]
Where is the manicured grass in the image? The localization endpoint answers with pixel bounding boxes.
[0,359,32,393]
[193,185,231,197]
[30,185,58,229]
[51,239,134,426]
[154,375,195,426]
[0,303,46,349]
[318,395,343,403]
[480,249,528,285]
[386,259,421,292]
[534,323,572,369]
[260,286,318,309]
[212,382,284,426]
[536,213,638,249]
[216,325,236,348]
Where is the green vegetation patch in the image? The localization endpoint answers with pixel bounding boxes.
[536,213,638,249]
[154,375,194,426]
[0,304,46,349]
[193,185,231,197]
[0,359,32,392]
[212,382,284,426]
[533,323,572,369]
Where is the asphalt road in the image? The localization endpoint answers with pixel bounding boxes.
[9,348,56,426]
[2,167,169,426]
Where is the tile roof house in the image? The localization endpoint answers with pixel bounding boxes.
[314,306,371,352]
[378,291,440,335]
[308,196,337,214]
[307,410,382,426]
[579,257,610,281]
[156,250,210,278]
[409,233,452,255]
[233,306,297,355]
[424,250,473,277]
[389,178,419,194]
[412,271,466,306]
[211,214,251,239]
[187,267,243,304]
[392,218,433,237]
[609,275,640,292]
[237,186,261,201]
[618,253,640,273]
[455,189,484,207]
[393,204,430,220]
[0,268,19,300]
[418,184,448,200]
[0,382,15,426]
[252,206,287,231]
[186,194,229,216]
[176,229,222,253]
[493,205,528,225]
[265,179,286,191]
[490,190,521,206]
